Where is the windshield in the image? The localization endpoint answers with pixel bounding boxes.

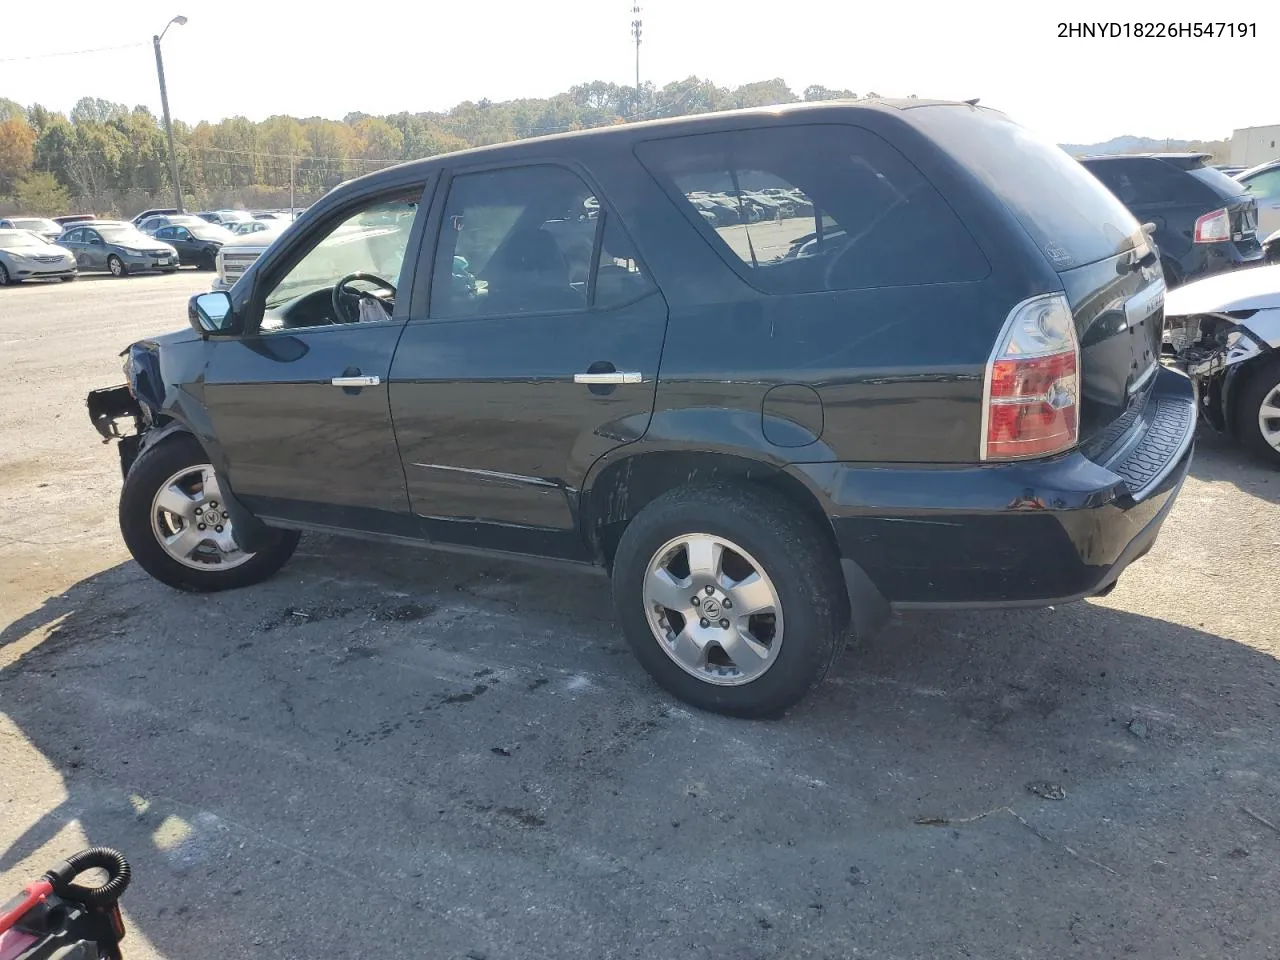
[12,218,59,233]
[0,231,48,250]
[911,105,1141,269]
[98,226,155,245]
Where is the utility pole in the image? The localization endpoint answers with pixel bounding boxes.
[631,3,642,112]
[153,16,188,213]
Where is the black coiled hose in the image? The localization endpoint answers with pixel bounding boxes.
[41,848,131,907]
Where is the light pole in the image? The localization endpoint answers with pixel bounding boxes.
[153,15,187,213]
[631,4,642,112]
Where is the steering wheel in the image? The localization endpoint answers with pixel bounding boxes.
[332,272,397,324]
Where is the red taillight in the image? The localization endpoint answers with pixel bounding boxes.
[1193,207,1230,243]
[982,294,1080,461]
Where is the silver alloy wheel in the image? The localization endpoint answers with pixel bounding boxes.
[1259,382,1280,452]
[642,533,784,686]
[149,463,253,571]
[108,257,123,277]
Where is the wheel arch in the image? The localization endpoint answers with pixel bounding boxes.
[128,422,276,553]
[579,447,888,638]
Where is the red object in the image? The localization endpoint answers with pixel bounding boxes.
[0,881,51,936]
[985,351,1079,459]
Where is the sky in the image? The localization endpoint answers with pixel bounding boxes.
[1,0,1276,145]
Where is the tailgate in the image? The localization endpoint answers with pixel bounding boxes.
[1228,196,1263,256]
[1058,245,1166,454]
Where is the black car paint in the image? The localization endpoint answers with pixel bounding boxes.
[1080,155,1264,285]
[95,101,1197,614]
[153,226,223,267]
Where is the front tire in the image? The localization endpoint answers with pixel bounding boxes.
[199,250,216,271]
[1237,357,1280,468]
[0,263,15,286]
[60,274,78,282]
[107,255,127,277]
[611,484,847,718]
[119,433,300,591]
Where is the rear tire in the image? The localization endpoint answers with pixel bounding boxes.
[107,255,127,277]
[611,483,847,718]
[119,433,300,591]
[1236,357,1280,468]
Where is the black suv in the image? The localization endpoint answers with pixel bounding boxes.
[88,101,1196,717]
[1079,153,1263,286]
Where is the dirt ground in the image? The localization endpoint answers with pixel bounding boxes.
[2,272,1279,959]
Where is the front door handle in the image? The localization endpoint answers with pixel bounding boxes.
[331,375,380,387]
[574,372,642,385]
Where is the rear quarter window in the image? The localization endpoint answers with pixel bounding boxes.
[635,124,988,295]
[911,106,1140,270]
[1186,165,1249,198]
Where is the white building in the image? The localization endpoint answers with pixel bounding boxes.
[1231,125,1280,167]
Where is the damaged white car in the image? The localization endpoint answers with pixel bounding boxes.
[1164,263,1280,465]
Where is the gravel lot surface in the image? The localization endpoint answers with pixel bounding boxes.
[2,272,1279,959]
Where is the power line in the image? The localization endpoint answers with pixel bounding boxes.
[0,42,148,64]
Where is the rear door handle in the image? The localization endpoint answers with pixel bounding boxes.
[331,375,380,387]
[574,372,642,385]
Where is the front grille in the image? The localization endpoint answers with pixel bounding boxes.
[32,255,63,263]
[146,249,170,257]
[221,252,259,278]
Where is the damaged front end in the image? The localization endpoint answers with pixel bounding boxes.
[1163,264,1280,433]
[87,342,165,477]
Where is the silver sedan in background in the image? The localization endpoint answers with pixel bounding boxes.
[0,229,78,286]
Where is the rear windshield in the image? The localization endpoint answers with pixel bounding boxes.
[911,105,1140,270]
[1187,165,1248,198]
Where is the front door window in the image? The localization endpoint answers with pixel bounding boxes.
[260,195,419,331]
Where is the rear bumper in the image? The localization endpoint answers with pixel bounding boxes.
[792,366,1196,609]
[1182,241,1264,281]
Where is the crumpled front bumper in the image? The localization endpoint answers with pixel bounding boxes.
[87,384,144,477]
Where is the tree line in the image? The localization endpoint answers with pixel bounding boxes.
[0,78,862,217]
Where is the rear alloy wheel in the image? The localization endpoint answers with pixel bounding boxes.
[120,433,300,591]
[1238,358,1280,468]
[107,255,127,277]
[612,484,847,717]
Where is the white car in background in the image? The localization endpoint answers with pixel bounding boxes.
[1236,160,1280,244]
[213,222,289,291]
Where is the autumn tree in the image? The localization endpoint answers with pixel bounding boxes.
[0,116,37,193]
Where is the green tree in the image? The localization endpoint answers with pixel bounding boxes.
[803,85,856,101]
[0,98,25,122]
[13,172,70,215]
[70,97,128,126]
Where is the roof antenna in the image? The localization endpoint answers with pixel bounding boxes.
[964,97,980,106]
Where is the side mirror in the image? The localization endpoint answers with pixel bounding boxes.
[1142,222,1157,238]
[90,237,103,246]
[188,292,241,337]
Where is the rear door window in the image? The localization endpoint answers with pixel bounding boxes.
[911,106,1141,270]
[636,124,987,294]
[430,164,654,318]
